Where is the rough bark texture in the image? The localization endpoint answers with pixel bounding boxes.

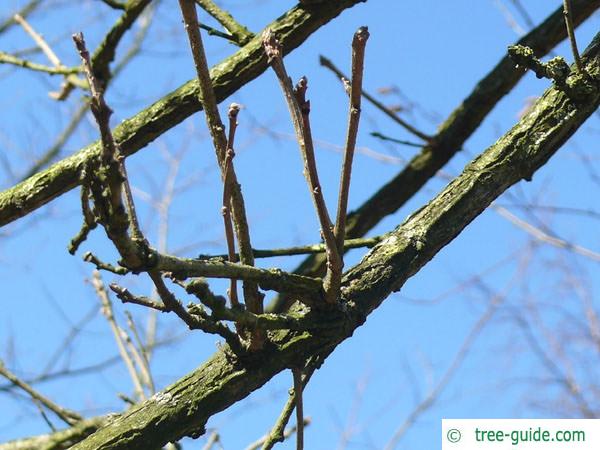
[0,0,367,226]
[21,33,596,450]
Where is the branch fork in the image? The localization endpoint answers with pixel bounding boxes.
[263,27,369,304]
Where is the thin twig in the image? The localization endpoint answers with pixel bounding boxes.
[263,30,341,303]
[202,431,222,450]
[334,27,369,256]
[563,0,583,72]
[0,360,82,426]
[14,13,61,66]
[92,271,146,401]
[156,252,323,297]
[0,51,80,75]
[74,32,145,262]
[292,368,304,450]
[222,104,241,307]
[494,206,600,261]
[14,13,87,95]
[111,284,169,312]
[146,271,244,353]
[320,55,432,143]
[120,278,331,332]
[194,0,254,46]
[178,0,263,322]
[0,0,41,35]
[83,252,129,275]
[198,236,383,260]
[370,131,425,148]
[125,311,156,393]
[255,367,315,450]
[199,23,236,42]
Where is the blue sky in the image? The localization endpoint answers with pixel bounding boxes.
[1,1,600,449]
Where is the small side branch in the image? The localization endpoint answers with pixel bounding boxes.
[91,0,153,87]
[563,0,583,72]
[179,0,263,320]
[320,55,432,143]
[0,360,82,426]
[334,27,369,255]
[73,32,145,268]
[292,368,304,450]
[508,45,571,85]
[195,0,254,46]
[198,236,383,260]
[0,51,80,75]
[92,271,146,401]
[156,253,323,297]
[116,274,244,353]
[222,104,241,307]
[256,366,315,450]
[263,30,341,303]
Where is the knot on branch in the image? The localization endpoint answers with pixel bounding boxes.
[508,45,570,85]
[262,29,281,62]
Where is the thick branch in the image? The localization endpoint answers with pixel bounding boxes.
[66,32,600,450]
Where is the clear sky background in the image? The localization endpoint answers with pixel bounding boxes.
[1,1,600,449]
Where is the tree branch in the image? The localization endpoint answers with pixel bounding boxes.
[64,32,600,450]
[194,0,254,46]
[0,0,368,227]
[268,0,600,312]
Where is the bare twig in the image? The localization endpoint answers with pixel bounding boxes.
[155,252,323,297]
[263,30,341,303]
[72,33,117,162]
[111,284,169,312]
[334,27,369,256]
[14,14,87,95]
[370,131,425,148]
[116,279,335,331]
[0,51,80,75]
[292,368,304,450]
[0,0,41,35]
[198,236,383,260]
[179,0,262,318]
[74,32,145,264]
[83,252,129,275]
[320,55,432,143]
[222,104,241,307]
[0,360,82,426]
[92,271,146,401]
[14,13,60,66]
[202,431,222,450]
[494,206,600,262]
[125,311,156,393]
[146,272,243,353]
[255,367,315,450]
[195,0,254,46]
[199,23,236,42]
[563,0,583,72]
